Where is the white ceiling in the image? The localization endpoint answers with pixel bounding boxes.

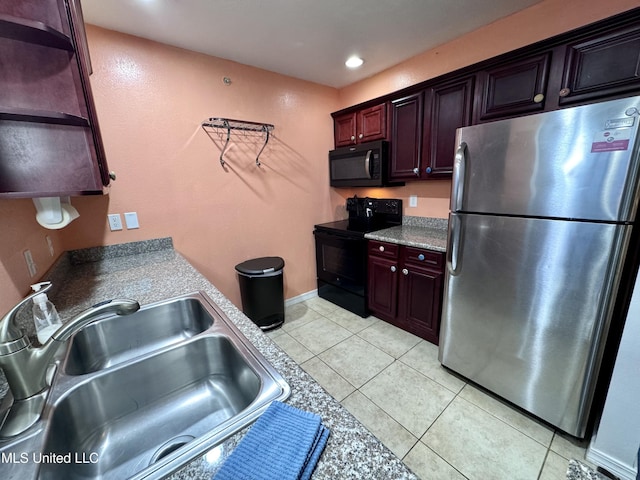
[80,0,543,88]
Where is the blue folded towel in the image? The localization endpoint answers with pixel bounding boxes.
[215,401,330,480]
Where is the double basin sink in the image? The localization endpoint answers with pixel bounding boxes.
[0,292,290,479]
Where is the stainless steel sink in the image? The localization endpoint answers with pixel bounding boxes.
[0,292,290,480]
[65,297,214,375]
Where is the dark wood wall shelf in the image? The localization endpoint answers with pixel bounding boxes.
[0,107,89,126]
[0,0,110,198]
[0,13,73,51]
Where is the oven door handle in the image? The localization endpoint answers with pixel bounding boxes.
[364,150,373,179]
[314,230,364,241]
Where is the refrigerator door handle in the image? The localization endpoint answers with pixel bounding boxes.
[451,142,467,212]
[447,214,462,275]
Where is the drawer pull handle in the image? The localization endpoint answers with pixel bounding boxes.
[417,254,425,261]
[379,246,385,252]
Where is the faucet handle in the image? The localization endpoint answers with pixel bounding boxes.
[0,282,53,346]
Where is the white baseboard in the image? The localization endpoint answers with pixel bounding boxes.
[285,290,317,307]
[586,446,638,480]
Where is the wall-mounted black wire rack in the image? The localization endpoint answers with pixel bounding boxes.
[201,117,275,166]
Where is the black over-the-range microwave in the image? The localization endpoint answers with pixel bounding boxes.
[329,140,403,188]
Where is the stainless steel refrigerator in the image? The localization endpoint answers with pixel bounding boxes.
[439,95,640,438]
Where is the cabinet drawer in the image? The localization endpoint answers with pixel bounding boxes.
[402,247,444,270]
[369,241,399,259]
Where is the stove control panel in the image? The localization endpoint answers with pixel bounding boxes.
[375,199,402,215]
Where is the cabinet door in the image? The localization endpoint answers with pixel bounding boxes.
[367,255,399,322]
[358,103,387,143]
[389,92,424,180]
[0,0,109,198]
[559,24,640,105]
[478,53,550,121]
[424,77,474,177]
[334,112,357,147]
[398,263,443,345]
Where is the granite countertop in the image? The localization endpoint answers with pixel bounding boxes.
[365,216,448,252]
[0,238,417,480]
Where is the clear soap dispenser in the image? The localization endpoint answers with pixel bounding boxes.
[31,282,62,344]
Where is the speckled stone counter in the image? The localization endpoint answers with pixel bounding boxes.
[365,216,448,252]
[0,239,417,480]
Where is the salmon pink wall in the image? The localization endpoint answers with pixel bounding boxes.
[56,26,341,308]
[338,0,640,219]
[0,200,64,310]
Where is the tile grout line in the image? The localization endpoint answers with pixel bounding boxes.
[286,302,581,479]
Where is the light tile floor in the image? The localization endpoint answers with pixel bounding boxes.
[266,297,599,480]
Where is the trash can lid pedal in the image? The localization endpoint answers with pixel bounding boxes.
[235,256,285,275]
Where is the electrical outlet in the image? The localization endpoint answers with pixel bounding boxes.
[409,195,418,207]
[45,235,55,257]
[124,212,139,229]
[108,214,123,231]
[23,249,37,277]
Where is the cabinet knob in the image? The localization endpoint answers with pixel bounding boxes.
[559,88,571,98]
[350,135,356,141]
[108,171,117,181]
[358,133,363,139]
[413,167,419,176]
[425,166,432,174]
[379,245,385,252]
[418,254,425,261]
[390,266,397,273]
[402,268,409,275]
[533,93,545,103]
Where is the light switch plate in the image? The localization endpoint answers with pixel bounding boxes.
[124,212,139,229]
[45,235,55,257]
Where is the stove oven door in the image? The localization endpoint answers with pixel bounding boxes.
[313,229,367,297]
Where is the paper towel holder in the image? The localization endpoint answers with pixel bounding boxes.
[32,197,79,229]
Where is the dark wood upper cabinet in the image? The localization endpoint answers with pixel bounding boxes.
[332,9,640,182]
[333,112,357,147]
[0,0,109,198]
[477,52,551,121]
[559,23,640,105]
[389,92,424,180]
[333,103,387,147]
[423,76,474,177]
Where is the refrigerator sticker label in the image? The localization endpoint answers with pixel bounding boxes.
[605,117,635,129]
[591,129,632,153]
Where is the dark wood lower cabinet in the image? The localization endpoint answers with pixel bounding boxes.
[367,240,445,345]
[398,261,443,345]
[368,255,398,320]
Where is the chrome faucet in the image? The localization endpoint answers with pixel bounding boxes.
[0,282,140,437]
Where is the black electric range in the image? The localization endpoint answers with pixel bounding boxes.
[313,197,402,317]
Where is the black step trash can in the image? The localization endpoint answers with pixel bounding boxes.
[235,256,285,330]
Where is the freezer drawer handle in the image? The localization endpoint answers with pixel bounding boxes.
[452,142,467,212]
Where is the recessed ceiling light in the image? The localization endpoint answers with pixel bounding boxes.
[345,56,364,69]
